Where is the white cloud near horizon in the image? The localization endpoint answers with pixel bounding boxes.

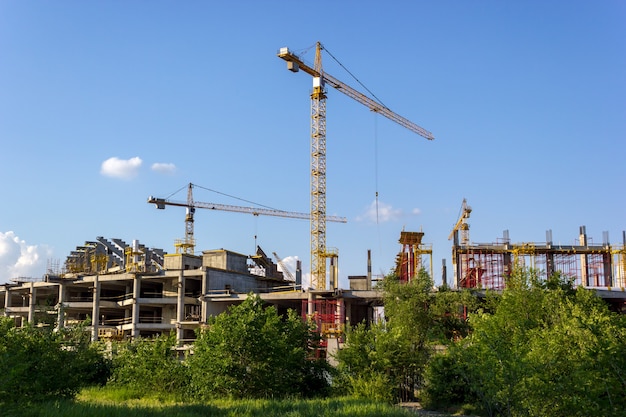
[356,199,405,223]
[0,232,52,283]
[276,255,299,281]
[100,156,142,180]
[151,162,177,174]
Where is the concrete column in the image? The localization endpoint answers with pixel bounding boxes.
[201,269,208,323]
[91,275,100,342]
[330,257,337,290]
[326,338,340,366]
[28,282,36,324]
[3,287,10,317]
[57,283,66,329]
[336,297,344,331]
[580,226,589,286]
[307,291,315,316]
[176,271,185,345]
[603,253,613,287]
[367,250,372,290]
[131,274,140,339]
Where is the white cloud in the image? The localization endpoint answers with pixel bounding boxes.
[276,255,299,281]
[151,162,177,175]
[274,255,313,289]
[356,199,404,223]
[100,156,142,180]
[0,232,52,283]
[301,272,311,290]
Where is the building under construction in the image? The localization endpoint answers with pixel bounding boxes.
[0,237,382,352]
[1,221,625,351]
[451,226,626,312]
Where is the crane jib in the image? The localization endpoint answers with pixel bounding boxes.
[278,47,434,141]
[148,196,346,223]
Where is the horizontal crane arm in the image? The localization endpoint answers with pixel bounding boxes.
[147,196,347,223]
[278,47,434,141]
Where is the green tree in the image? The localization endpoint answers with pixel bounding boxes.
[108,332,187,396]
[186,294,330,399]
[423,268,626,416]
[519,288,626,416]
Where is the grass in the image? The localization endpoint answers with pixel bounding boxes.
[5,386,417,417]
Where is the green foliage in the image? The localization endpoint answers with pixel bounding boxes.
[0,317,110,404]
[423,268,626,416]
[427,284,478,343]
[421,343,475,410]
[334,322,393,400]
[9,389,415,417]
[344,372,395,404]
[336,268,474,402]
[108,332,187,397]
[518,288,626,416]
[186,294,330,399]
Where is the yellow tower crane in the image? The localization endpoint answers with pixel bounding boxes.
[148,183,347,255]
[448,198,472,246]
[278,42,434,290]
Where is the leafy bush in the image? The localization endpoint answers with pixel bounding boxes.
[108,332,187,397]
[335,269,473,402]
[0,317,109,404]
[421,344,475,410]
[186,294,330,399]
[423,269,626,417]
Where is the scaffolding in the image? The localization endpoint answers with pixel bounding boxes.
[396,231,433,282]
[452,227,626,290]
[302,298,345,357]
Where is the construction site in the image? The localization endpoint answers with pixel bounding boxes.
[1,218,625,352]
[0,236,380,352]
[2,43,625,353]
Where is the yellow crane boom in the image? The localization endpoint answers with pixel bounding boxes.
[278,46,435,141]
[448,198,472,245]
[148,183,347,254]
[278,42,434,289]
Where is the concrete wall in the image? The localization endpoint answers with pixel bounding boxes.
[164,254,202,270]
[202,250,248,273]
[206,268,272,293]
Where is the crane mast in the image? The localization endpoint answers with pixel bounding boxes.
[278,42,434,290]
[309,43,328,291]
[183,184,196,254]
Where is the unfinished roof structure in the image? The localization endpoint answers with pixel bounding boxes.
[451,226,626,311]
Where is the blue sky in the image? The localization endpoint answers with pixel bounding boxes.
[1,1,624,287]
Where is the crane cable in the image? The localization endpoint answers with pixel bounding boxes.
[374,114,379,225]
[318,43,385,225]
[303,43,389,264]
[164,183,280,212]
[374,113,383,259]
[323,44,387,256]
[193,183,280,211]
[322,45,389,109]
